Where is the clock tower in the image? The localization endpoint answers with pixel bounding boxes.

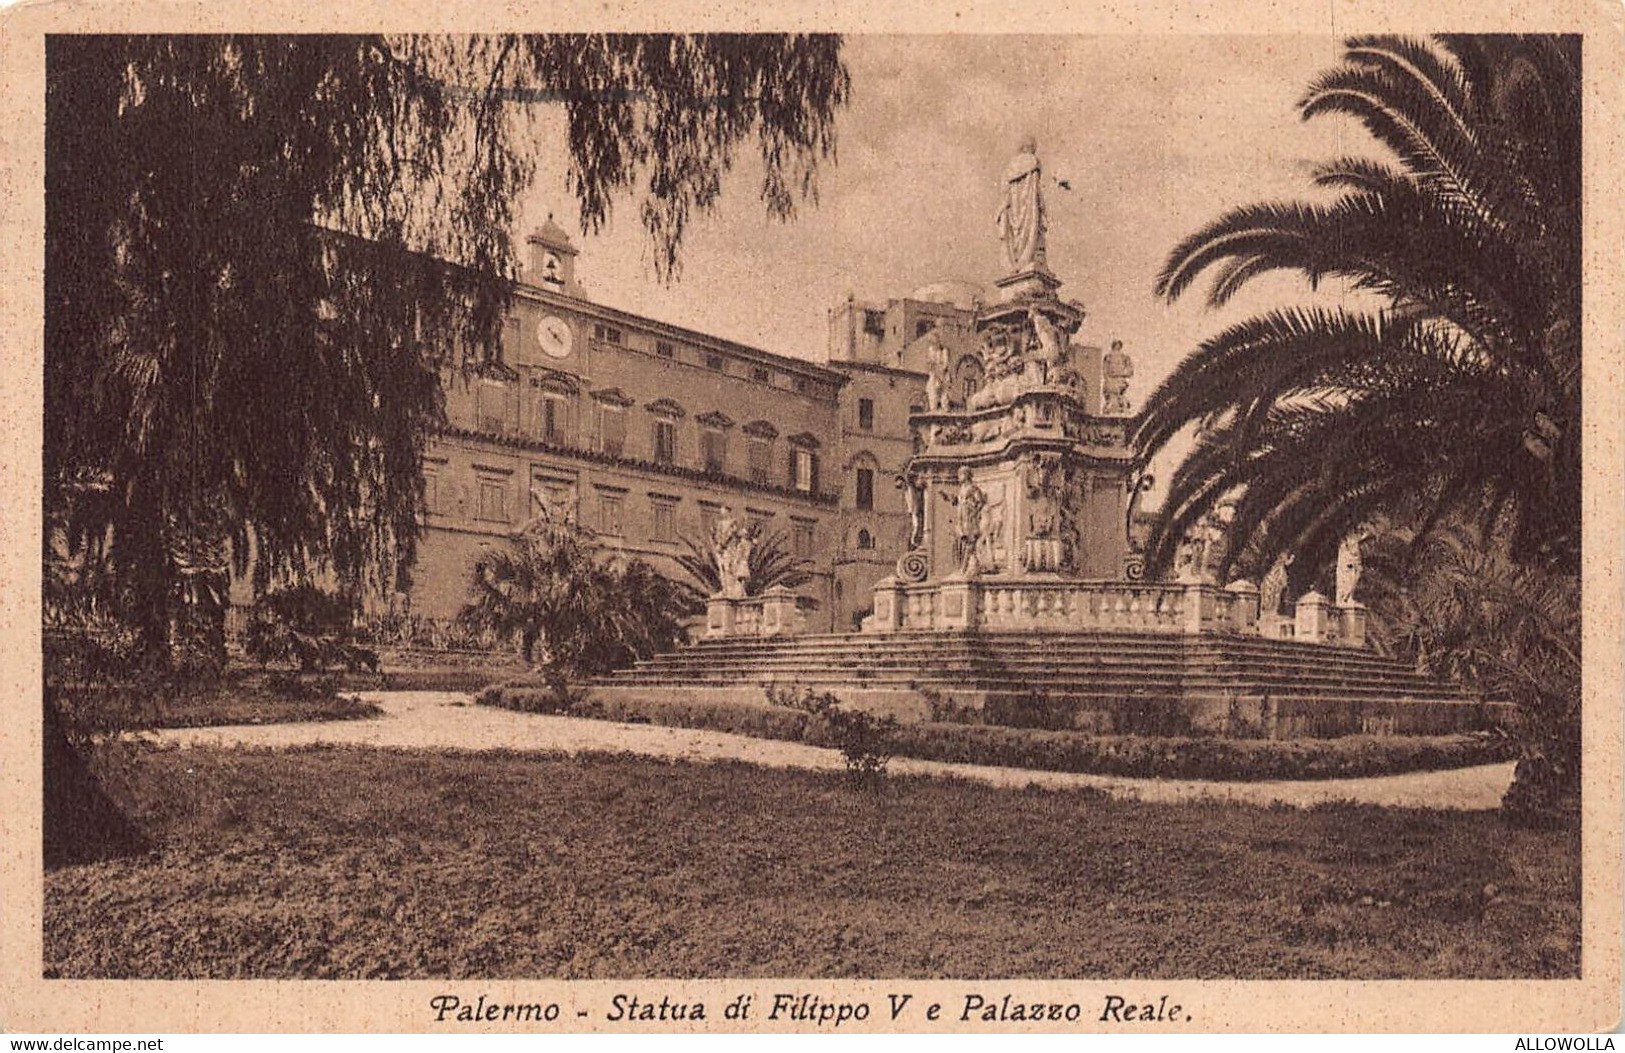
[525,215,581,297]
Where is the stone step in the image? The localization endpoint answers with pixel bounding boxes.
[624,652,1454,688]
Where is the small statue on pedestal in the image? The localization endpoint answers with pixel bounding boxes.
[1102,340,1134,415]
[1335,528,1367,606]
[711,506,755,599]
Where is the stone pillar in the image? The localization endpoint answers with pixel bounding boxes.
[864,577,902,633]
[760,586,800,637]
[1294,590,1330,644]
[706,595,737,639]
[936,574,979,631]
[1183,583,1220,635]
[1338,602,1368,649]
[1225,579,1260,635]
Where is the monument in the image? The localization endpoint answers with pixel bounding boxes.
[604,140,1491,740]
[862,137,1211,634]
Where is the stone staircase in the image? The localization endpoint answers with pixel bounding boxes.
[588,630,1507,737]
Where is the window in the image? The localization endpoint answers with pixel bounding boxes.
[857,398,874,431]
[650,498,677,542]
[422,470,440,515]
[655,340,675,359]
[792,519,815,557]
[747,438,771,485]
[477,379,508,434]
[653,419,676,465]
[698,503,720,544]
[540,395,566,443]
[705,352,725,372]
[593,322,624,345]
[502,317,520,363]
[701,428,727,473]
[791,448,817,493]
[915,319,934,339]
[862,309,886,337]
[599,404,627,456]
[476,479,509,523]
[752,366,771,384]
[857,528,874,550]
[597,491,624,535]
[855,468,874,511]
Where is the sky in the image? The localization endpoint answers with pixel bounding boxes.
[515,35,1382,406]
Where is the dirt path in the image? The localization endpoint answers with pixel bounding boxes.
[146,690,1516,810]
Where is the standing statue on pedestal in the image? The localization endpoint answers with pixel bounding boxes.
[942,467,987,574]
[1260,553,1293,619]
[1335,528,1367,606]
[925,338,950,411]
[898,472,926,550]
[1102,340,1134,415]
[711,506,754,599]
[997,136,1047,275]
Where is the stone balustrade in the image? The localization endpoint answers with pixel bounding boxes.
[704,585,805,639]
[862,577,1266,637]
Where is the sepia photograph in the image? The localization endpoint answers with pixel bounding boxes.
[4,6,1620,1035]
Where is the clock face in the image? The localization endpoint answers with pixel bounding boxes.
[538,316,573,359]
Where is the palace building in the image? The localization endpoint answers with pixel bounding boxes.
[405,218,982,631]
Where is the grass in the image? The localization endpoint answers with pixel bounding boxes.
[44,744,1579,979]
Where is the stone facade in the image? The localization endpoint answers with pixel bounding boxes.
[408,221,934,631]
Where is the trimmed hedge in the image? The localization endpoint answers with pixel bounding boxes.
[476,683,1516,782]
[886,722,1514,781]
[479,682,812,742]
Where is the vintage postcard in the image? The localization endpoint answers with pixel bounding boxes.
[1,0,1620,1036]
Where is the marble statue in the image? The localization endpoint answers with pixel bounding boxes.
[996,136,1047,275]
[901,472,926,549]
[711,506,754,599]
[925,339,950,411]
[1335,529,1366,606]
[1029,307,1067,382]
[1102,340,1134,415]
[942,467,987,574]
[1023,453,1060,538]
[1260,553,1293,618]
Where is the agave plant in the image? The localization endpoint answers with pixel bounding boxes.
[1136,35,1580,583]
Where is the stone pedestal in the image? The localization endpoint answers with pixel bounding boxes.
[936,574,978,631]
[706,595,736,639]
[1337,602,1368,649]
[760,586,800,636]
[864,577,903,633]
[1226,579,1260,635]
[1184,583,1223,635]
[1294,591,1331,644]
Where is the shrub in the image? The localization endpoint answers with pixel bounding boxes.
[243,585,379,674]
[773,686,897,785]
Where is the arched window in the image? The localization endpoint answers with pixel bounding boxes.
[857,528,874,550]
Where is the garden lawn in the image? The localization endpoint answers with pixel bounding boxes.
[44,744,1579,979]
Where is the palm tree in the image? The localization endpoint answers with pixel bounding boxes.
[671,528,816,601]
[1135,35,1579,583]
[458,519,691,675]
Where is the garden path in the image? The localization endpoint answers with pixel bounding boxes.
[147,690,1516,810]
